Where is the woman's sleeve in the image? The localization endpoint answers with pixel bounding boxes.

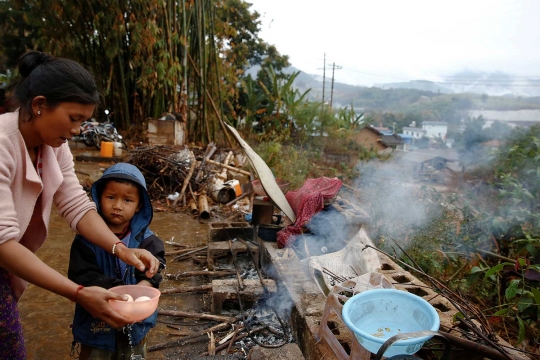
[0,140,20,245]
[53,144,96,231]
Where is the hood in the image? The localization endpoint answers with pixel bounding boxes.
[91,163,152,242]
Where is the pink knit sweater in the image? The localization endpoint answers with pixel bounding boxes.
[0,110,96,300]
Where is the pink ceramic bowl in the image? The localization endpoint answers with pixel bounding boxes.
[109,285,160,322]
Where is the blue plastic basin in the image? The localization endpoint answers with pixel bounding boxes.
[342,289,440,357]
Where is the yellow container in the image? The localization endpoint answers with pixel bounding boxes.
[100,141,114,157]
[225,179,242,197]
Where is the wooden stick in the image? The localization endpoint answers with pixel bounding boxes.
[158,310,236,323]
[208,331,216,355]
[206,159,250,176]
[166,246,206,256]
[224,325,242,354]
[199,325,266,356]
[148,321,236,352]
[172,246,208,261]
[225,191,252,207]
[166,270,234,278]
[173,151,196,207]
[160,284,212,294]
[218,151,233,181]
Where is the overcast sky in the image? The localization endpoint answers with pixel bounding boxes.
[248,0,540,86]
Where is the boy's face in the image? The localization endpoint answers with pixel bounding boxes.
[100,180,141,233]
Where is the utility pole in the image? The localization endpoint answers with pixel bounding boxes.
[329,62,342,109]
[319,53,326,105]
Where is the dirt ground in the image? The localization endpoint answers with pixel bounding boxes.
[17,143,238,359]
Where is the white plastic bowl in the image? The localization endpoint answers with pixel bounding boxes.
[342,289,439,357]
[109,285,160,323]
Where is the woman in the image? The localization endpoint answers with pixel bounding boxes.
[0,51,159,358]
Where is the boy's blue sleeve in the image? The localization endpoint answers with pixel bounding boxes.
[68,237,123,289]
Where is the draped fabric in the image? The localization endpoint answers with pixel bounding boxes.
[277,177,342,248]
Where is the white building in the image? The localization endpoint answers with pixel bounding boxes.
[422,121,447,139]
[402,127,426,139]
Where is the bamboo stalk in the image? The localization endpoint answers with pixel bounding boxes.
[199,194,210,219]
[160,284,212,294]
[188,198,199,214]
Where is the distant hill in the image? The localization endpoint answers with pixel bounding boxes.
[378,71,540,98]
[244,65,540,113]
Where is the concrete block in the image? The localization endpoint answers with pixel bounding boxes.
[248,343,305,360]
[212,279,276,314]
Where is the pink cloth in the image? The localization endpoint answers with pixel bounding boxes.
[0,110,96,300]
[277,177,342,248]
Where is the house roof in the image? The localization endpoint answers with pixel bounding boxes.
[381,134,404,146]
[391,150,449,164]
[410,149,459,161]
[422,121,447,126]
[403,127,426,133]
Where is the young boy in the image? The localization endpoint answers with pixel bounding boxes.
[68,163,166,360]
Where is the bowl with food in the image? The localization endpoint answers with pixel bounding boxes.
[109,285,161,322]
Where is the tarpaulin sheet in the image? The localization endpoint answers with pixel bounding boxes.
[277,177,342,248]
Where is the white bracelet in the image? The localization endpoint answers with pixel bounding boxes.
[112,241,124,255]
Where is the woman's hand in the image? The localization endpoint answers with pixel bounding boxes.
[115,246,159,278]
[75,286,133,328]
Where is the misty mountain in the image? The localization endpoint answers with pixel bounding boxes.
[378,71,540,97]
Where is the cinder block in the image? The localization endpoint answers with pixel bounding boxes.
[211,279,276,314]
[208,222,253,242]
[207,239,259,271]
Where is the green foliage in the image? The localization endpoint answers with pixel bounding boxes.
[253,142,310,189]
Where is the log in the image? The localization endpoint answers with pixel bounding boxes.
[158,309,236,323]
[166,270,234,279]
[206,159,250,176]
[160,284,212,294]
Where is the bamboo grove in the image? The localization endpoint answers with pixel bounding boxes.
[1,0,285,144]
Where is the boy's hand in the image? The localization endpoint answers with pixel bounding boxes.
[116,246,159,278]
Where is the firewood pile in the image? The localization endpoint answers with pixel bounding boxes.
[126,143,251,216]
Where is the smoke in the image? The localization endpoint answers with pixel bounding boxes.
[350,156,446,250]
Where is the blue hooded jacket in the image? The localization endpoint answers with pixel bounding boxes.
[68,163,165,352]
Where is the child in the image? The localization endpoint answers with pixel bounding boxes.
[68,163,166,359]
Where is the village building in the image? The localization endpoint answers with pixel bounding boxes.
[353,125,406,151]
[422,121,448,139]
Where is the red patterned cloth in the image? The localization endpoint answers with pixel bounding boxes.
[277,177,342,248]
